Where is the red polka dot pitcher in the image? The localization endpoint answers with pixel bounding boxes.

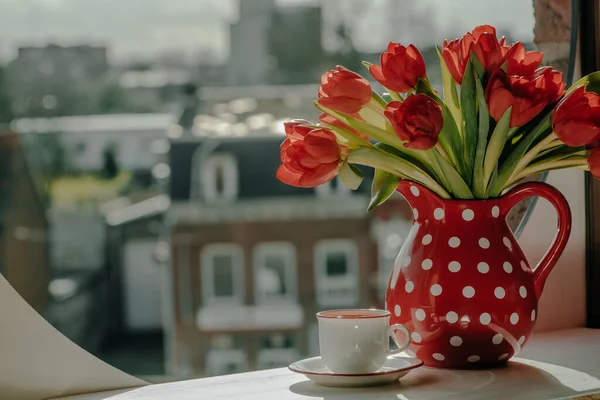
[386,180,571,368]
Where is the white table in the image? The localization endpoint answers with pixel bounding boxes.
[56,328,600,400]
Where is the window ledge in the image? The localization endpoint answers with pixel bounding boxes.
[195,302,304,333]
[55,328,600,400]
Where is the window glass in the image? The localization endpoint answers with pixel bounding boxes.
[213,255,235,297]
[0,0,557,383]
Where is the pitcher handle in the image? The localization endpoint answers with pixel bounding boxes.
[501,182,572,298]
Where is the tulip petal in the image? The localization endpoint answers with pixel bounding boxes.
[276,164,302,186]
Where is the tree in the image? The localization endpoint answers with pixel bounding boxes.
[101,145,119,180]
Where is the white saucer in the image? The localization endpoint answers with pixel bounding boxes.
[288,356,423,387]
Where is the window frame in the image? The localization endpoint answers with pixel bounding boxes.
[252,242,297,304]
[200,243,245,306]
[313,239,359,306]
[201,153,238,203]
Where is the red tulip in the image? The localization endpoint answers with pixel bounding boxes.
[588,147,600,179]
[485,68,565,128]
[318,113,369,141]
[552,85,600,147]
[384,94,443,150]
[505,42,543,77]
[317,66,371,114]
[369,42,426,92]
[276,123,341,188]
[442,25,508,84]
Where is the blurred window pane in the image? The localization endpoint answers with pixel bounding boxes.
[201,154,238,202]
[254,242,296,302]
[201,244,244,305]
[314,240,359,306]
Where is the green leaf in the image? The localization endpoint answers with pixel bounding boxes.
[490,114,552,196]
[460,60,478,186]
[485,166,498,198]
[482,107,511,193]
[436,46,462,129]
[346,147,451,198]
[320,122,370,149]
[533,145,587,164]
[339,161,364,190]
[430,149,474,199]
[470,50,485,79]
[472,74,490,198]
[368,169,401,211]
[568,71,600,95]
[314,101,405,150]
[415,78,465,177]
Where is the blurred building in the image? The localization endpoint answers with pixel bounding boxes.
[0,133,50,313]
[267,4,324,85]
[226,0,277,86]
[12,113,176,173]
[6,45,110,117]
[161,84,415,376]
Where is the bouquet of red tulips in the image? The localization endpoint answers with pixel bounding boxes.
[276,25,600,208]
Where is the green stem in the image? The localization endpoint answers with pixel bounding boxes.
[507,157,588,186]
[347,147,451,198]
[388,91,403,102]
[371,91,388,108]
[509,132,558,180]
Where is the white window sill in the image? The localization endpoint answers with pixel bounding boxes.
[55,328,600,400]
[196,302,304,332]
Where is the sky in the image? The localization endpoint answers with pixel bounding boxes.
[0,0,535,64]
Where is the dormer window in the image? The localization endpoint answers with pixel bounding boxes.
[202,154,238,203]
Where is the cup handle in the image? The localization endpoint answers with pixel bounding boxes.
[386,324,411,355]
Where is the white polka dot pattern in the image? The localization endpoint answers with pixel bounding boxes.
[531,309,536,321]
[421,259,433,270]
[405,281,414,293]
[415,309,426,321]
[411,332,422,343]
[402,256,411,267]
[494,287,505,299]
[518,336,525,345]
[519,286,527,298]
[477,262,489,274]
[492,333,503,345]
[448,237,461,248]
[462,209,474,221]
[498,353,509,361]
[450,336,463,347]
[433,353,445,361]
[422,234,432,245]
[434,208,445,220]
[503,261,513,273]
[414,209,419,219]
[479,313,491,325]
[410,186,420,197]
[394,305,401,317]
[448,261,461,272]
[430,284,442,296]
[446,311,458,323]
[510,313,519,325]
[503,237,511,248]
[468,355,480,362]
[462,286,475,298]
[492,206,500,217]
[479,238,490,249]
[520,260,528,271]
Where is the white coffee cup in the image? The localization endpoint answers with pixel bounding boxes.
[316,309,411,374]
